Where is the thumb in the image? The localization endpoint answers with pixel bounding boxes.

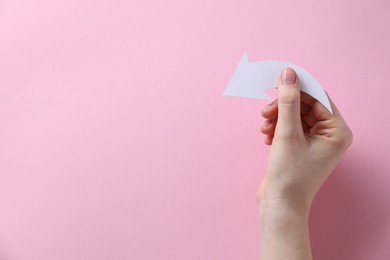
[275,68,303,139]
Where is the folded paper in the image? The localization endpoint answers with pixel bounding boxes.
[223,52,332,113]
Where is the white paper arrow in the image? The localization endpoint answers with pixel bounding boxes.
[223,52,332,113]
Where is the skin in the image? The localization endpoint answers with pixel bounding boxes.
[257,68,353,260]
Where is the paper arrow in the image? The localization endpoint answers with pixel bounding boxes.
[223,52,332,113]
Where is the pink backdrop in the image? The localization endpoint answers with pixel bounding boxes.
[0,0,389,259]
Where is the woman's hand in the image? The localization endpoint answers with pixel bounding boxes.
[257,68,353,260]
[257,68,353,210]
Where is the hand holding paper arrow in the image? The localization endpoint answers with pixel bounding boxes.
[223,52,332,113]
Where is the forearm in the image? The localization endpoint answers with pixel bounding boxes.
[259,199,312,260]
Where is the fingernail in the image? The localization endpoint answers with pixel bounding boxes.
[281,68,296,85]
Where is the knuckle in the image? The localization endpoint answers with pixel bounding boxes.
[275,123,303,141]
[278,88,300,105]
[344,127,353,147]
[331,126,353,150]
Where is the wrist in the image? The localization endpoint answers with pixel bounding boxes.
[259,198,310,224]
[257,177,315,213]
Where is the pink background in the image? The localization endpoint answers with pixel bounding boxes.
[0,0,389,259]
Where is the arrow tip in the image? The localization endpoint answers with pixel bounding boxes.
[223,51,272,100]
